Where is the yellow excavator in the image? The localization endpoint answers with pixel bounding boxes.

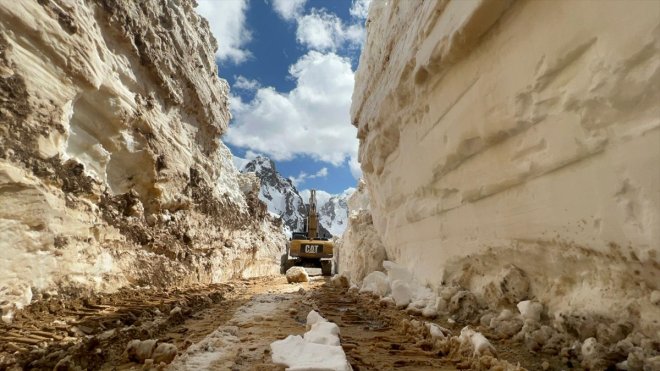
[281,189,334,276]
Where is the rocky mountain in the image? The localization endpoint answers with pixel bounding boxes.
[240,156,332,237]
[241,156,306,233]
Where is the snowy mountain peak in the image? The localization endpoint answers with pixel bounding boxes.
[317,189,353,236]
[240,156,331,237]
[243,156,277,175]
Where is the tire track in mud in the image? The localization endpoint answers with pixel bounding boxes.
[1,274,548,370]
[309,283,456,371]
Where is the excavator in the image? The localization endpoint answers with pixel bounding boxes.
[281,189,334,276]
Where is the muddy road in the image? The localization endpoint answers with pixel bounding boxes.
[1,272,569,370]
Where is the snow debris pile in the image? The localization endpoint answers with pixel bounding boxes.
[331,274,350,288]
[349,0,659,368]
[361,261,440,318]
[0,0,285,320]
[286,266,309,283]
[357,261,500,362]
[355,259,660,368]
[271,310,352,371]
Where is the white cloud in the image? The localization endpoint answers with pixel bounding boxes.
[196,0,251,64]
[226,51,359,173]
[349,154,362,179]
[273,0,307,21]
[350,0,372,19]
[300,189,332,205]
[289,172,306,187]
[289,167,329,186]
[244,150,261,160]
[234,75,261,91]
[341,187,357,197]
[295,9,365,51]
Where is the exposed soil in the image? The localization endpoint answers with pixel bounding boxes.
[0,272,577,370]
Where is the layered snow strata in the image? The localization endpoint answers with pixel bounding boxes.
[351,0,660,335]
[271,310,351,371]
[0,0,284,319]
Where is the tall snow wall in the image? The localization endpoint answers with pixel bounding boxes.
[351,0,659,332]
[335,179,387,284]
[0,0,284,322]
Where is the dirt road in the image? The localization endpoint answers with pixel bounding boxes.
[0,272,569,370]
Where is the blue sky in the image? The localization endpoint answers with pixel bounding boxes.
[197,0,370,195]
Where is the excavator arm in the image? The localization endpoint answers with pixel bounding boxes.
[282,189,333,276]
[307,189,319,240]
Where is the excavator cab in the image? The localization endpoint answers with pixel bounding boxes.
[281,190,334,276]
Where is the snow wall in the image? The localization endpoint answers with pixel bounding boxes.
[335,179,387,284]
[349,0,660,334]
[0,0,284,321]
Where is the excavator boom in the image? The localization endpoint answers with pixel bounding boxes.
[307,189,318,240]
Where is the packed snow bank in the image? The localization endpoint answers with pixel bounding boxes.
[351,0,660,339]
[271,310,351,371]
[335,179,387,283]
[359,271,389,297]
[0,0,284,318]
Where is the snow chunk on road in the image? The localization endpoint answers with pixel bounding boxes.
[517,300,543,323]
[272,310,351,371]
[306,310,328,330]
[360,271,389,296]
[271,335,351,371]
[391,280,412,308]
[305,321,341,346]
[458,326,496,357]
[286,266,309,283]
[426,322,451,339]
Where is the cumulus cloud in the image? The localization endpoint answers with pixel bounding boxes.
[348,154,362,179]
[273,0,307,21]
[350,0,372,19]
[196,0,251,64]
[295,9,364,51]
[233,75,261,91]
[289,167,329,187]
[226,51,359,172]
